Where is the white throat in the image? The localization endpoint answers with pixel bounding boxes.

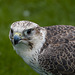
[13,28,46,71]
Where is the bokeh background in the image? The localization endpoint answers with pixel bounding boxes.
[0,0,75,75]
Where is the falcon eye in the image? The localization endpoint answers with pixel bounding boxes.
[23,29,34,36]
[11,29,13,36]
[27,29,31,35]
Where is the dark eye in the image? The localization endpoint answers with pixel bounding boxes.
[11,29,13,33]
[11,29,13,36]
[9,29,13,39]
[27,29,31,35]
[23,29,33,36]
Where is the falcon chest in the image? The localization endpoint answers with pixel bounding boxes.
[14,43,43,74]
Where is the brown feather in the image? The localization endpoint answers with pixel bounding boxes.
[38,25,75,75]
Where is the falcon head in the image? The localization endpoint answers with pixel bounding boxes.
[9,21,46,55]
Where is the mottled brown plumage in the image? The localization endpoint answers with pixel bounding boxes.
[38,25,75,75]
[9,21,75,75]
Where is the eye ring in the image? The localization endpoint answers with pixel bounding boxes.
[23,29,34,36]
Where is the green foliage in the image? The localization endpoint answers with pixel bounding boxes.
[0,0,75,75]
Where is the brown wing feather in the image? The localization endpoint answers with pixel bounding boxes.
[38,25,75,75]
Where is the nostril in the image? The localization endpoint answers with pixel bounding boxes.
[14,35,21,45]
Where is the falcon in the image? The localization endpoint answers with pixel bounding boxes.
[9,21,75,75]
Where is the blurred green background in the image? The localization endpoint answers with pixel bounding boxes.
[0,0,75,75]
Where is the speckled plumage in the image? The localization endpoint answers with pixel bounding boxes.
[9,21,75,75]
[39,25,75,75]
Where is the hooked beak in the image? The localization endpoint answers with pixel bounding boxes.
[13,33,28,45]
[14,35,21,45]
[13,33,22,45]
